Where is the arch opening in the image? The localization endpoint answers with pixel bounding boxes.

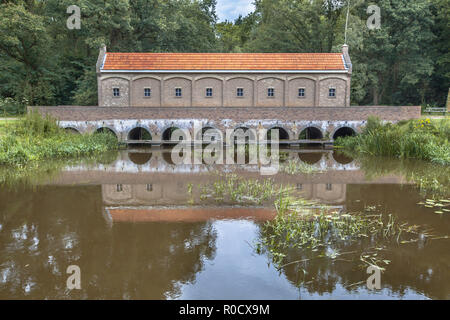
[299,127,323,140]
[267,127,290,141]
[333,127,356,140]
[128,127,152,141]
[162,127,186,141]
[200,126,222,142]
[232,127,256,144]
[95,127,118,139]
[64,127,80,134]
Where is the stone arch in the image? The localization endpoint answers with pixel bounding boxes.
[100,76,130,107]
[225,75,254,82]
[257,76,284,107]
[163,76,192,106]
[298,126,324,140]
[266,126,291,141]
[287,76,316,106]
[194,76,223,106]
[225,76,254,107]
[287,75,317,82]
[318,77,347,107]
[131,76,162,106]
[64,127,81,134]
[127,126,152,140]
[195,75,224,82]
[332,126,357,140]
[101,75,130,81]
[95,126,118,139]
[132,75,162,81]
[161,126,188,141]
[164,75,192,82]
[196,126,223,142]
[231,125,257,143]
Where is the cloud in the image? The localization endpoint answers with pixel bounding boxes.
[216,0,255,22]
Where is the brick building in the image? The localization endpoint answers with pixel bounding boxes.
[96,45,352,108]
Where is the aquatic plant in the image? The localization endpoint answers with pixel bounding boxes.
[335,116,450,165]
[198,173,280,205]
[255,191,445,271]
[281,158,322,175]
[0,112,119,167]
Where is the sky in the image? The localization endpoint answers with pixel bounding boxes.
[216,0,255,22]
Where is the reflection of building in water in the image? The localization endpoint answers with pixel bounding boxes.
[49,150,410,222]
[102,182,347,207]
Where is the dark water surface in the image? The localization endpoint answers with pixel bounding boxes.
[0,149,449,299]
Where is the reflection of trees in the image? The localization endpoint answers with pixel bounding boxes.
[274,239,450,299]
[0,185,217,299]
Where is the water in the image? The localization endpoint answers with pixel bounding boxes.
[0,148,449,299]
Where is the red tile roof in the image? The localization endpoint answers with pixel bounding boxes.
[101,53,346,71]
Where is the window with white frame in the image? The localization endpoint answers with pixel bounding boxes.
[113,88,120,97]
[144,88,151,97]
[237,88,244,97]
[328,88,336,98]
[175,88,182,97]
[267,88,274,97]
[206,88,213,97]
[298,88,305,98]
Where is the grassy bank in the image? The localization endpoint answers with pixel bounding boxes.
[0,112,118,167]
[335,117,450,165]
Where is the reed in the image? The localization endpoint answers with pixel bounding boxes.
[335,117,450,165]
[0,112,118,167]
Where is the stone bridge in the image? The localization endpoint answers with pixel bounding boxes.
[30,105,421,143]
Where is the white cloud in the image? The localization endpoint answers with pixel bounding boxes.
[216,0,255,22]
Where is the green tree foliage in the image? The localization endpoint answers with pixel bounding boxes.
[0,0,448,110]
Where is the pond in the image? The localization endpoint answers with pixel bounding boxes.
[0,148,449,299]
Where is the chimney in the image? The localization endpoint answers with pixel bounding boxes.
[342,44,352,74]
[96,44,107,74]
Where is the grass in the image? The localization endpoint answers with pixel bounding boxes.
[0,111,119,167]
[198,172,279,205]
[335,117,450,165]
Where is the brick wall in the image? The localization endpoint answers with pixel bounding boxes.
[29,105,422,122]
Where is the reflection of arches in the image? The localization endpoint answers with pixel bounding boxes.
[128,152,152,165]
[162,127,186,141]
[128,127,152,140]
[299,127,323,140]
[298,153,322,165]
[162,150,188,165]
[64,127,80,134]
[332,152,354,165]
[267,127,290,140]
[333,127,356,140]
[96,127,118,139]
